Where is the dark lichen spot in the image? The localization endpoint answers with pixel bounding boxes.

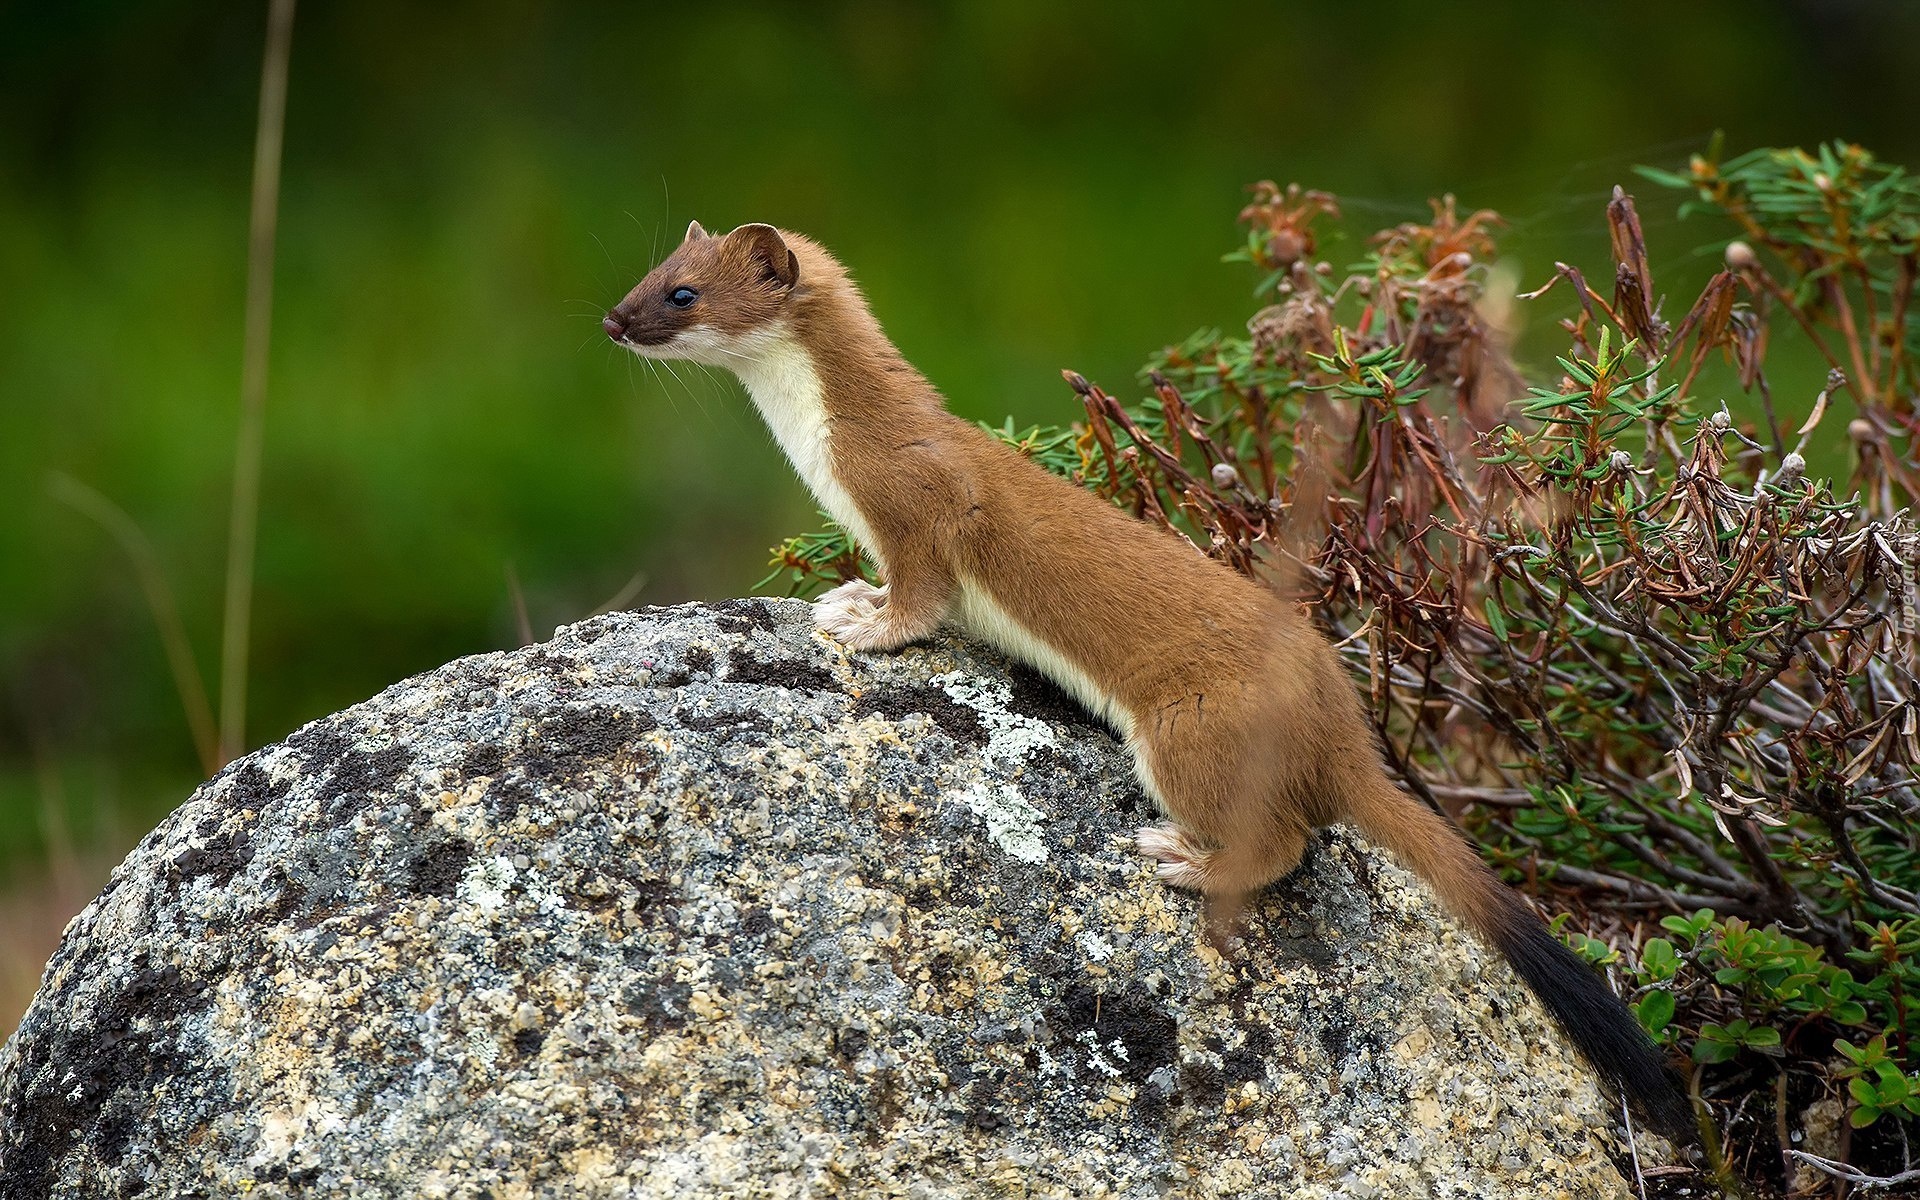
[1220,1024,1274,1084]
[219,763,272,812]
[1272,931,1338,967]
[595,874,679,927]
[738,908,775,938]
[170,812,255,890]
[725,652,837,693]
[1052,983,1179,1085]
[0,955,214,1196]
[462,744,505,777]
[408,836,473,897]
[266,871,309,925]
[924,953,961,990]
[963,1075,1008,1132]
[864,1069,906,1141]
[512,1028,546,1056]
[633,877,676,907]
[313,743,417,819]
[479,775,539,822]
[1016,746,1074,782]
[93,1098,140,1171]
[1317,1016,1351,1061]
[1110,782,1153,817]
[523,649,574,675]
[1132,1086,1170,1126]
[534,705,658,767]
[834,1025,870,1062]
[851,684,985,745]
[1005,662,1109,734]
[1179,1060,1226,1108]
[287,722,352,770]
[712,597,780,634]
[654,646,716,688]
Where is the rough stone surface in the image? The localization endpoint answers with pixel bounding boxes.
[0,598,1640,1198]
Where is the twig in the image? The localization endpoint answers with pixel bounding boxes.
[1786,1150,1920,1191]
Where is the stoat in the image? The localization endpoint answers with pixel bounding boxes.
[603,220,1691,1136]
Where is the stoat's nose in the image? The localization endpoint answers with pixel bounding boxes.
[602,312,628,341]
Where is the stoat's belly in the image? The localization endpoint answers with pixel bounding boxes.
[951,578,1136,740]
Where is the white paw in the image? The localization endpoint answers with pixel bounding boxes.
[1135,824,1210,890]
[818,578,888,607]
[813,583,901,652]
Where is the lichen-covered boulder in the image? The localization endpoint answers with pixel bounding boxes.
[0,598,1641,1198]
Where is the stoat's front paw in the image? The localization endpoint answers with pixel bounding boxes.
[812,581,904,652]
[818,578,889,608]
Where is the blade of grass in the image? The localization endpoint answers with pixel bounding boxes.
[46,473,219,774]
[588,570,650,617]
[505,563,534,648]
[218,0,297,767]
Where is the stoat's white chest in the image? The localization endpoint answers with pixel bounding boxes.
[678,325,880,555]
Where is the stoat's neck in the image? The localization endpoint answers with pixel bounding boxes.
[728,325,881,555]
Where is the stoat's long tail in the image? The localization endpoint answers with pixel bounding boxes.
[1347,777,1694,1140]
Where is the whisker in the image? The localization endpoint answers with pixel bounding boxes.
[694,343,757,364]
[658,355,692,394]
[657,353,722,424]
[692,363,733,417]
[641,356,679,419]
[588,231,624,281]
[627,206,658,269]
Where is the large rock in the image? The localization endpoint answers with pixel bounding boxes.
[0,599,1640,1198]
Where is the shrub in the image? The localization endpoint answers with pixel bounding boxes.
[769,142,1920,1193]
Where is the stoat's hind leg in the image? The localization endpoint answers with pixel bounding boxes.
[1129,696,1310,948]
[1137,820,1307,952]
[1135,824,1217,890]
[1134,821,1306,897]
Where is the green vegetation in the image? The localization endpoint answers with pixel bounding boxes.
[774,141,1920,1193]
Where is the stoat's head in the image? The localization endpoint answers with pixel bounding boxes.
[603,221,801,366]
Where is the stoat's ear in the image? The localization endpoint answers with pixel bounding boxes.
[726,223,800,290]
[683,219,708,243]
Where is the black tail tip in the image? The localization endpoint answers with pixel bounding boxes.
[1498,919,1696,1143]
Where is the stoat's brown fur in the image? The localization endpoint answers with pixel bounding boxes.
[605,221,1690,1136]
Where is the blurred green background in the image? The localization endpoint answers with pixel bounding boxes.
[2,0,1917,1007]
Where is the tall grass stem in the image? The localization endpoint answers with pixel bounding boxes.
[47,473,219,774]
[217,0,297,767]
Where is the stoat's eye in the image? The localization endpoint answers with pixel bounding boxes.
[666,286,699,309]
